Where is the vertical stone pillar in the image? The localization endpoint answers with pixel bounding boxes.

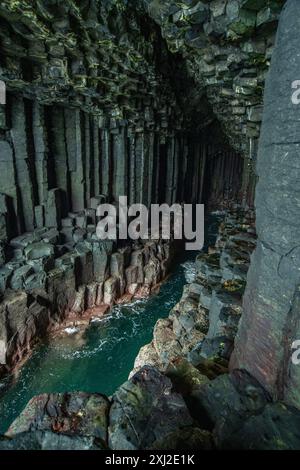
[51,107,69,215]
[147,131,155,207]
[231,0,300,408]
[241,153,252,207]
[135,131,147,204]
[165,135,175,206]
[128,131,136,205]
[101,128,111,198]
[65,108,85,212]
[93,118,100,197]
[0,140,18,233]
[112,126,127,201]
[10,96,35,231]
[179,138,188,202]
[84,113,92,204]
[171,136,179,204]
[153,134,161,204]
[32,103,49,205]
[198,143,207,204]
[193,141,201,205]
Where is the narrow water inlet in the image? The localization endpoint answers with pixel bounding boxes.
[0,263,188,433]
[0,216,221,434]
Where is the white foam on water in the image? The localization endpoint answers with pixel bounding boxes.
[64,327,80,335]
[181,260,197,284]
[210,210,226,216]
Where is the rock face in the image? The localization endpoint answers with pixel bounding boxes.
[2,0,300,451]
[132,208,256,375]
[108,366,194,450]
[230,0,300,409]
[0,236,176,374]
[3,366,214,451]
[0,431,103,451]
[0,0,243,246]
[4,207,300,451]
[0,0,250,374]
[6,392,110,445]
[142,0,285,154]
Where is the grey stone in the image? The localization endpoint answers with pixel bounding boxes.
[108,367,193,450]
[10,265,34,290]
[24,242,54,261]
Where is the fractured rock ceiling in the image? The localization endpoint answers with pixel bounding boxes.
[0,0,285,153]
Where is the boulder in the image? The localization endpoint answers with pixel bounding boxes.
[108,366,193,450]
[24,242,54,261]
[0,431,104,450]
[6,392,110,445]
[189,370,270,440]
[222,402,300,450]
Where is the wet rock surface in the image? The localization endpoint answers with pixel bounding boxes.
[141,0,285,153]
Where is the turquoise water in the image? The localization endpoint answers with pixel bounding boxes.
[0,217,220,434]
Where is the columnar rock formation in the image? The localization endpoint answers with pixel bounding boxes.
[0,0,258,374]
[231,0,300,408]
[3,0,300,452]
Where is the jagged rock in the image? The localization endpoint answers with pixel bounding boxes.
[0,431,104,450]
[206,291,242,342]
[189,370,270,440]
[0,266,13,293]
[6,392,110,445]
[10,265,34,290]
[153,318,182,367]
[166,358,210,396]
[45,189,62,229]
[130,342,161,377]
[151,426,213,450]
[231,0,300,408]
[222,402,300,450]
[24,242,54,261]
[144,255,161,286]
[108,366,193,450]
[103,276,120,305]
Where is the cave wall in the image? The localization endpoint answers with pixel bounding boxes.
[141,0,285,155]
[231,0,300,408]
[0,0,284,386]
[0,1,248,251]
[0,0,203,247]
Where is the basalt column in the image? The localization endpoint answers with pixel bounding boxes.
[231,0,300,408]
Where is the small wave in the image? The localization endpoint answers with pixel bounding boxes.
[181,260,197,283]
[64,327,80,335]
[59,339,110,359]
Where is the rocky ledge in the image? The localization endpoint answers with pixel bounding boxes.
[4,206,300,450]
